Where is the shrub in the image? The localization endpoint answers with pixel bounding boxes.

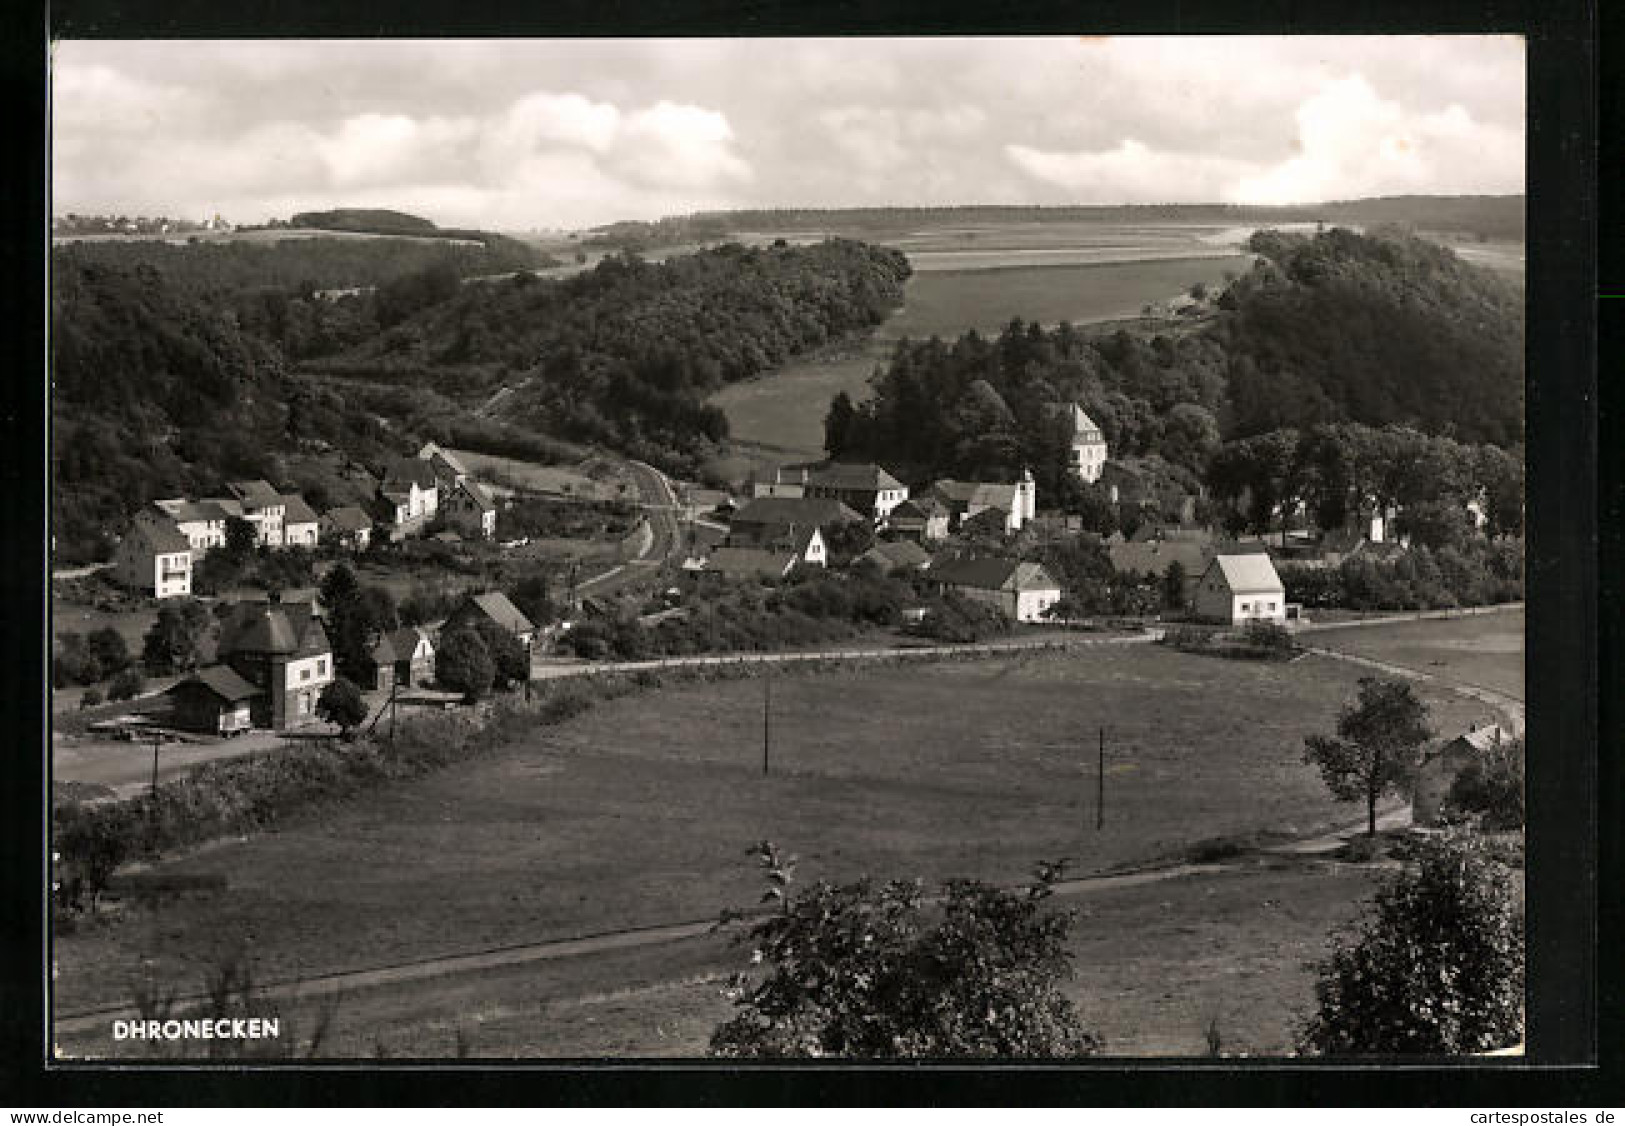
[316,677,369,734]
[1445,736,1525,830]
[79,688,104,709]
[1242,619,1296,657]
[107,668,146,701]
[1299,835,1524,1055]
[436,628,495,700]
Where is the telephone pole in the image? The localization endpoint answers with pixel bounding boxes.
[1097,726,1105,831]
[762,663,772,776]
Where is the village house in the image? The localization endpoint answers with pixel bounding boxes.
[441,477,499,540]
[803,462,910,523]
[162,664,259,737]
[281,494,321,548]
[927,470,1037,533]
[446,591,538,652]
[727,497,863,553]
[367,626,437,693]
[1066,404,1108,483]
[928,555,1063,623]
[223,480,288,547]
[150,498,232,552]
[377,458,440,538]
[884,496,952,543]
[1107,537,1215,597]
[112,519,193,599]
[748,461,823,500]
[1412,724,1515,827]
[320,506,374,551]
[1193,554,1287,625]
[214,596,334,730]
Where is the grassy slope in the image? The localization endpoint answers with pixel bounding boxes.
[54,643,1500,1015]
[710,254,1251,461]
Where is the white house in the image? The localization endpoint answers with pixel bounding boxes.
[223,480,287,546]
[928,469,1037,533]
[112,520,193,599]
[379,458,440,536]
[803,462,910,523]
[418,442,471,495]
[150,498,232,552]
[281,495,321,548]
[1194,554,1287,625]
[928,556,1062,623]
[320,506,374,551]
[1067,404,1108,483]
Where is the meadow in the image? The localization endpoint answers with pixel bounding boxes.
[54,642,1499,1022]
[1308,608,1524,703]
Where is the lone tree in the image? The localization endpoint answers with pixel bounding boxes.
[1304,676,1433,836]
[710,847,1098,1059]
[474,619,529,689]
[1299,835,1524,1055]
[141,599,211,675]
[316,677,369,737]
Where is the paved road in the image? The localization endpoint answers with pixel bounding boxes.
[573,460,682,598]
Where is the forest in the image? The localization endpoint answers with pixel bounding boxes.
[318,239,912,473]
[827,228,1524,502]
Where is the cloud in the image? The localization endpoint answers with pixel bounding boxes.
[1005,140,1252,203]
[608,101,753,189]
[1228,74,1524,203]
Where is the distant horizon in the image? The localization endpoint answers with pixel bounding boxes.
[52,192,1528,237]
[53,38,1524,230]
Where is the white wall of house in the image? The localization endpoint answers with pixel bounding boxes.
[802,528,826,567]
[114,536,192,599]
[1014,587,1061,623]
[1070,439,1107,483]
[874,486,909,521]
[281,652,334,726]
[1195,575,1285,624]
[284,522,320,548]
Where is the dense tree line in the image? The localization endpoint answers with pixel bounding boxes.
[830,228,1521,508]
[829,317,1226,501]
[322,239,911,473]
[1279,539,1523,612]
[1218,228,1522,445]
[1205,422,1523,538]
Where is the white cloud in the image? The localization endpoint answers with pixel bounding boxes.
[609,100,753,190]
[1005,139,1252,203]
[1228,75,1524,204]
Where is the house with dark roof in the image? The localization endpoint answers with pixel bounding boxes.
[1193,554,1286,625]
[418,442,471,494]
[1412,724,1517,827]
[442,478,499,540]
[856,539,932,575]
[320,506,375,551]
[928,470,1037,533]
[151,498,233,552]
[163,665,260,736]
[378,457,440,537]
[367,626,436,693]
[445,591,538,651]
[215,596,334,729]
[803,462,909,522]
[748,460,826,500]
[703,546,799,582]
[112,519,193,599]
[928,555,1062,622]
[885,496,951,543]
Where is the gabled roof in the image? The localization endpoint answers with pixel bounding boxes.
[1108,539,1213,578]
[930,479,1017,511]
[864,539,931,570]
[889,496,949,521]
[808,462,904,492]
[381,457,439,491]
[225,480,282,508]
[1444,725,1512,755]
[418,442,470,477]
[218,600,331,658]
[167,664,261,703]
[732,496,864,528]
[154,498,232,523]
[706,547,797,580]
[456,478,497,512]
[281,494,319,524]
[386,626,433,657]
[130,519,193,555]
[1203,553,1285,595]
[457,591,537,635]
[1069,404,1104,439]
[930,555,1058,592]
[320,506,373,532]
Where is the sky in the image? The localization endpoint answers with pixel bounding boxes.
[51,37,1525,231]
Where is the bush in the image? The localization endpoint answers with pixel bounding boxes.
[79,688,104,709]
[1299,835,1523,1055]
[316,677,369,734]
[1242,619,1296,657]
[107,668,146,701]
[1445,736,1525,830]
[436,628,495,700]
[914,593,1011,644]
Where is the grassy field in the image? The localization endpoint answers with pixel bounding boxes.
[711,255,1251,461]
[53,642,1499,1021]
[56,853,1382,1059]
[1309,608,1524,703]
[446,449,628,502]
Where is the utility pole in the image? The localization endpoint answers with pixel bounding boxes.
[388,678,399,746]
[1097,726,1105,831]
[150,732,161,798]
[762,663,772,776]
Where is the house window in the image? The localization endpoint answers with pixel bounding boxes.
[298,692,311,715]
[1266,601,1277,612]
[300,668,311,682]
[1240,602,1251,613]
[317,658,327,676]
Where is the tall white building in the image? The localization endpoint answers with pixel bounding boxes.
[1068,404,1108,483]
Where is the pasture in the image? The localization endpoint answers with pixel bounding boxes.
[446,448,627,502]
[711,254,1251,460]
[1308,608,1524,703]
[53,642,1498,1021]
